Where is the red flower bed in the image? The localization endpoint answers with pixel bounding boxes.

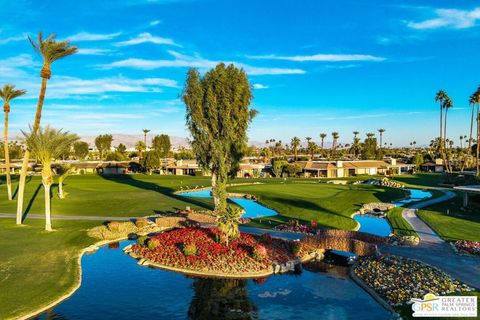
[130,228,296,274]
[454,240,480,255]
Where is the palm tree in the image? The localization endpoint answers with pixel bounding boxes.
[22,126,79,231]
[378,129,385,149]
[435,90,448,155]
[57,164,75,199]
[319,133,327,149]
[331,132,339,157]
[471,88,480,176]
[135,141,146,159]
[16,32,77,225]
[443,97,453,173]
[142,129,150,148]
[463,93,477,171]
[290,137,300,161]
[216,205,242,246]
[0,85,26,200]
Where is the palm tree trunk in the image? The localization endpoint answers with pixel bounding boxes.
[44,183,52,231]
[439,105,443,156]
[4,111,12,200]
[443,109,450,173]
[461,104,475,171]
[477,107,480,176]
[58,181,64,199]
[16,77,48,224]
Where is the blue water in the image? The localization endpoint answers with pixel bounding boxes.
[354,188,432,236]
[179,188,277,219]
[36,241,392,320]
[353,214,392,237]
[394,188,432,206]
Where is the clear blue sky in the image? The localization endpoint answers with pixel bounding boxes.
[1,0,479,146]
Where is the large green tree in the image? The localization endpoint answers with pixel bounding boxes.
[73,141,89,159]
[0,85,26,200]
[183,63,256,213]
[22,126,79,230]
[94,134,113,160]
[152,134,171,159]
[16,33,77,225]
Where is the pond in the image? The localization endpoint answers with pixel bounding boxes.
[36,240,393,320]
[353,188,432,237]
[179,188,277,219]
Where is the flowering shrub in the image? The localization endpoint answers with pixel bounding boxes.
[183,243,198,256]
[261,233,272,244]
[239,218,251,224]
[130,227,296,274]
[147,238,160,250]
[137,236,148,245]
[454,240,480,255]
[107,221,120,232]
[274,223,317,235]
[135,218,149,228]
[354,256,472,306]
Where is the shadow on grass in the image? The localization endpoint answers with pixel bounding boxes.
[22,183,42,221]
[99,174,213,213]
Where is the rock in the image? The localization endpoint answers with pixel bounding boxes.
[122,244,133,253]
[137,258,149,266]
[128,233,139,240]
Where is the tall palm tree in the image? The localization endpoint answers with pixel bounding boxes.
[463,93,477,171]
[22,126,79,231]
[142,129,150,148]
[290,136,300,161]
[331,132,339,157]
[471,88,480,176]
[459,135,464,148]
[0,85,26,200]
[378,128,385,149]
[16,32,77,225]
[443,97,453,173]
[435,90,448,155]
[319,133,327,149]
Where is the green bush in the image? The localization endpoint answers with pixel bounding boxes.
[147,238,160,249]
[137,236,149,245]
[183,243,198,256]
[251,244,267,261]
[290,241,301,255]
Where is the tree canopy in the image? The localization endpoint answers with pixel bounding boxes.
[95,134,113,160]
[182,63,256,212]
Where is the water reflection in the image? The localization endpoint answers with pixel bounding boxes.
[188,278,258,320]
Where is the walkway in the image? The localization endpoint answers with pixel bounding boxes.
[380,189,480,289]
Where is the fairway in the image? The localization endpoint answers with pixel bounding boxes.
[228,183,408,230]
[0,174,214,217]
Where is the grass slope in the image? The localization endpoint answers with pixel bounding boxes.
[0,174,214,217]
[229,183,408,230]
[386,207,418,237]
[0,219,98,319]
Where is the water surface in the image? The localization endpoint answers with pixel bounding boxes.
[37,241,392,320]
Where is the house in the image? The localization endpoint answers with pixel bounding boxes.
[297,159,414,178]
[237,163,267,178]
[421,159,445,173]
[166,159,203,176]
[0,162,24,174]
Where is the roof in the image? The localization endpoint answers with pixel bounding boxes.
[454,185,480,193]
[343,161,389,169]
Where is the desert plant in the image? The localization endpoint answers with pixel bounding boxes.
[183,243,198,256]
[107,221,120,232]
[216,205,242,246]
[135,218,149,228]
[137,236,149,245]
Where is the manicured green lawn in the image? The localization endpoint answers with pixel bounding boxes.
[0,219,98,319]
[386,207,418,237]
[416,191,480,242]
[0,174,214,217]
[391,173,445,188]
[228,183,408,230]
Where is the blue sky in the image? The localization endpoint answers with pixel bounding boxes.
[1,0,479,146]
